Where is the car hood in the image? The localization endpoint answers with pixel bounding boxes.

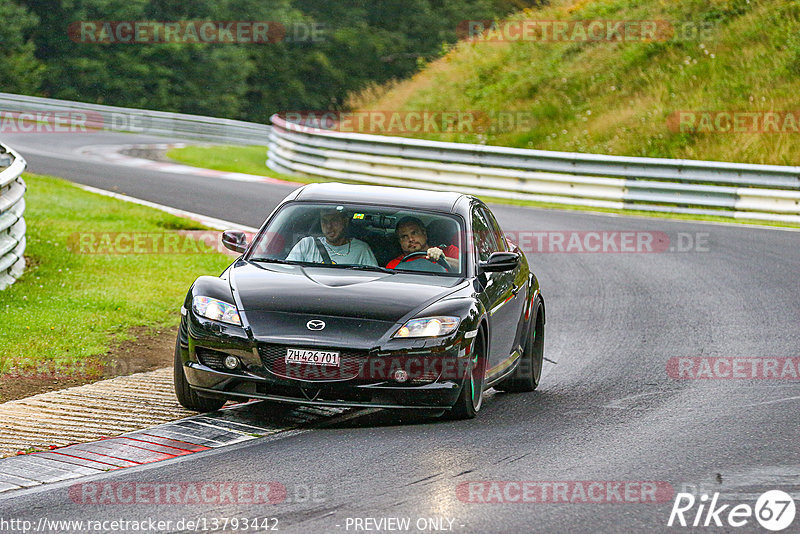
[230,261,465,330]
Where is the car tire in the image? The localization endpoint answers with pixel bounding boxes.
[495,306,544,393]
[173,336,226,412]
[445,333,487,420]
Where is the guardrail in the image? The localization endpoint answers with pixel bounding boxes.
[0,143,27,290]
[268,115,800,223]
[0,93,270,145]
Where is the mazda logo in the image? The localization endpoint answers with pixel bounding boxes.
[306,320,326,331]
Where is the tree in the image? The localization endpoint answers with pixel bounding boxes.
[0,0,43,94]
[12,0,525,121]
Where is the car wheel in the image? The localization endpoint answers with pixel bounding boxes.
[173,335,226,412]
[495,306,544,392]
[445,333,486,420]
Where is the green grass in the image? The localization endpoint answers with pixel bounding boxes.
[166,144,321,183]
[0,173,233,374]
[355,0,800,167]
[167,144,379,186]
[167,145,271,176]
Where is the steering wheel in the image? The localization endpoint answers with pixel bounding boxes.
[399,250,451,272]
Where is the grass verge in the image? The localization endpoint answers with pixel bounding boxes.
[0,173,233,376]
[357,0,800,167]
[166,144,318,184]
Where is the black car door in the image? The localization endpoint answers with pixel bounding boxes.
[484,207,528,358]
[472,205,520,375]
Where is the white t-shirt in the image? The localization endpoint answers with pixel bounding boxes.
[286,237,377,266]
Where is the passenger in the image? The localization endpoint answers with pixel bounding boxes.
[287,208,377,265]
[386,216,459,270]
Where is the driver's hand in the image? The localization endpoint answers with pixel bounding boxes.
[426,247,444,261]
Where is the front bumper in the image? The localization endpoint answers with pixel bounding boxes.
[180,316,472,410]
[186,367,462,409]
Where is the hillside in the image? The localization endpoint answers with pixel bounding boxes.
[354,0,800,166]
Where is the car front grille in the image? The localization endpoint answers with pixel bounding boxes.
[257,343,444,383]
[258,343,367,381]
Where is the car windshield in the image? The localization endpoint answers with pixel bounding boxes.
[247,203,465,276]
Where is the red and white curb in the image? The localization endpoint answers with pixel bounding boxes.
[77,143,302,186]
[0,397,346,494]
[0,183,351,495]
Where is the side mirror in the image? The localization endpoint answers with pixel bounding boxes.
[479,252,520,273]
[222,230,248,253]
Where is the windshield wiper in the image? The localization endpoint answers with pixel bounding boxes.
[337,264,397,274]
[248,258,312,266]
[249,259,395,274]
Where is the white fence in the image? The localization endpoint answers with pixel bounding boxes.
[0,143,27,290]
[267,115,800,223]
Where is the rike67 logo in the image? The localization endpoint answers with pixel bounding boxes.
[668,490,796,531]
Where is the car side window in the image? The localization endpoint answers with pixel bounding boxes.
[472,207,499,262]
[481,207,507,252]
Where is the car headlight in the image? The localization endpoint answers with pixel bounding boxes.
[192,296,241,326]
[393,316,459,338]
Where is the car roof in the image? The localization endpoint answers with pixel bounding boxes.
[293,183,468,213]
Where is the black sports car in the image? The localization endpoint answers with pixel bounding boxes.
[174,183,545,419]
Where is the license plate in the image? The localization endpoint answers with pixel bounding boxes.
[285,348,340,367]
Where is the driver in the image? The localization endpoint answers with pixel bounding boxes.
[287,208,377,265]
[386,217,459,270]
